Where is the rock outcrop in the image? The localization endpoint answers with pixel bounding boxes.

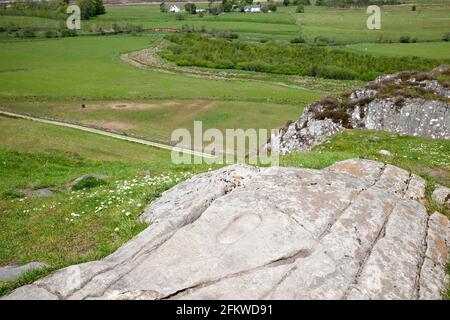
[432,185,450,207]
[267,66,450,155]
[0,262,47,282]
[3,160,448,300]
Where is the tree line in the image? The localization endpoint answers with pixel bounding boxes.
[0,0,105,20]
[161,32,446,81]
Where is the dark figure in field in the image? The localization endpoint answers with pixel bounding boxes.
[82,104,86,108]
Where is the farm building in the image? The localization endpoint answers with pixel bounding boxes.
[169,5,181,13]
[244,5,261,13]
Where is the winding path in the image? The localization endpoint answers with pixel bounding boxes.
[0,110,215,159]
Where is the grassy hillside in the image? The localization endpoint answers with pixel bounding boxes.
[0,34,320,103]
[0,115,204,295]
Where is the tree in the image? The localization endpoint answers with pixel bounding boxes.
[92,0,105,15]
[223,0,233,12]
[77,0,95,20]
[184,3,197,14]
[160,2,167,13]
[283,0,290,6]
[190,3,197,14]
[268,0,277,11]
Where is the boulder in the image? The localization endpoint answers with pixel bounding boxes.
[432,185,450,207]
[17,188,53,197]
[3,160,448,300]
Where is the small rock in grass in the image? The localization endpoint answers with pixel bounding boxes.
[432,185,450,207]
[378,149,393,156]
[17,188,53,197]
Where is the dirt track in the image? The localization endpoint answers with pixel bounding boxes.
[0,110,214,158]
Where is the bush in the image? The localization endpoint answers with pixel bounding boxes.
[72,177,107,191]
[175,13,186,20]
[20,27,35,38]
[160,2,167,13]
[399,36,411,43]
[45,30,58,38]
[314,36,334,45]
[161,32,443,82]
[60,28,77,37]
[443,32,450,42]
[209,4,223,15]
[184,3,197,14]
[283,0,290,6]
[2,191,24,200]
[296,4,304,13]
[268,1,277,11]
[290,36,305,44]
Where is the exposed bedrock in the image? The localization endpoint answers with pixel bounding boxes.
[267,66,450,155]
[3,160,448,300]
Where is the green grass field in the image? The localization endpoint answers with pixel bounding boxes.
[343,42,450,59]
[0,115,199,294]
[0,34,320,103]
[0,33,323,143]
[2,2,450,43]
[0,99,307,143]
[297,4,450,43]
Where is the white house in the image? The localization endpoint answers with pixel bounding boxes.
[196,8,206,13]
[169,5,181,13]
[244,5,261,13]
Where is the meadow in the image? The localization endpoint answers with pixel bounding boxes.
[0,99,307,143]
[343,42,450,60]
[0,34,321,102]
[297,3,450,43]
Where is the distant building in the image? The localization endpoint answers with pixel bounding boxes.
[196,8,206,13]
[244,5,261,13]
[169,5,181,13]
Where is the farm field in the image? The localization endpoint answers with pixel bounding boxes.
[0,33,323,144]
[297,3,450,43]
[343,42,450,60]
[0,99,306,143]
[0,34,320,102]
[2,2,450,43]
